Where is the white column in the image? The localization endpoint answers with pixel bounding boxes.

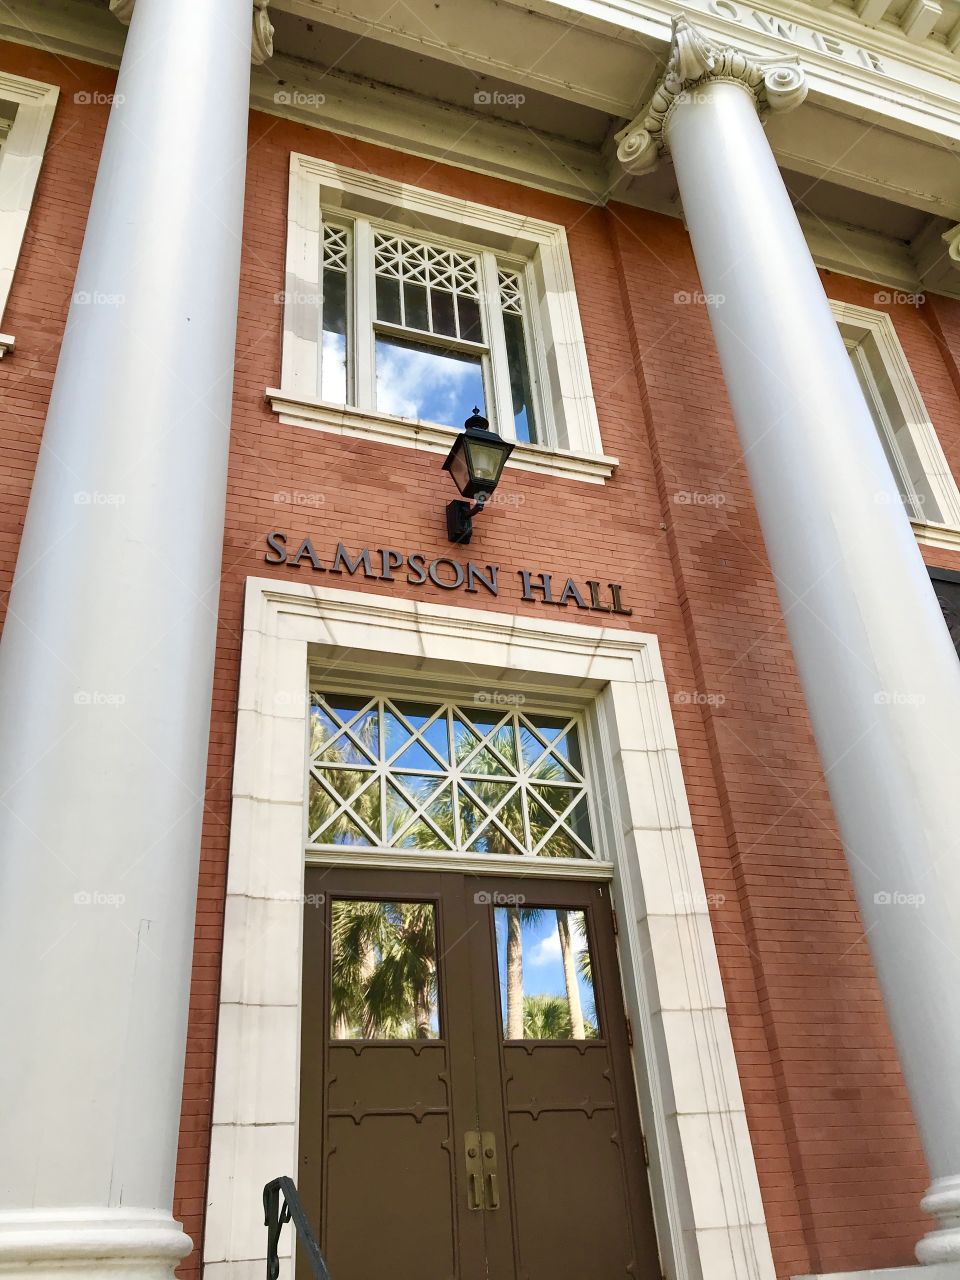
[619,18,960,1268]
[0,0,251,1276]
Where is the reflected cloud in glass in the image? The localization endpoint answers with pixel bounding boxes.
[376,334,485,429]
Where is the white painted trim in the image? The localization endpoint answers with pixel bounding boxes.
[0,72,58,343]
[204,578,777,1280]
[266,390,619,484]
[279,153,605,459]
[913,519,960,549]
[1,11,958,301]
[304,847,616,878]
[832,299,960,532]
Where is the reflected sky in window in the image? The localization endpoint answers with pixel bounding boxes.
[376,334,485,429]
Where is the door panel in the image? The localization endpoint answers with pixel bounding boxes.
[469,878,660,1279]
[299,869,661,1280]
[300,868,485,1280]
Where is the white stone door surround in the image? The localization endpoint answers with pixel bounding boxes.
[203,577,777,1280]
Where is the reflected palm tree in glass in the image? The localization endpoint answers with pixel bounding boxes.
[331,899,438,1040]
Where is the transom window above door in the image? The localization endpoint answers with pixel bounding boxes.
[307,691,596,859]
[320,216,542,443]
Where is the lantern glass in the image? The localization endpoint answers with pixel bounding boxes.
[465,437,508,487]
[446,444,472,496]
[443,410,516,502]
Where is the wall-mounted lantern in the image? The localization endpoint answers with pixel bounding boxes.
[442,409,515,544]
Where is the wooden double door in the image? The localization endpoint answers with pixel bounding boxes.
[299,868,660,1280]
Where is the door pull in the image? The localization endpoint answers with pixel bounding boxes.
[480,1133,500,1210]
[464,1133,484,1210]
[465,1131,501,1210]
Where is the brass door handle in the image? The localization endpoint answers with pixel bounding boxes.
[464,1133,484,1211]
[465,1131,500,1210]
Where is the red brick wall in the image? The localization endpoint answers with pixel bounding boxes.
[2,38,959,1279]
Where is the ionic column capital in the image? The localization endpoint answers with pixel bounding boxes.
[615,14,807,175]
[109,0,275,63]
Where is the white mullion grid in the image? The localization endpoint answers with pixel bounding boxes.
[353,216,377,413]
[459,776,524,852]
[309,692,594,859]
[447,708,462,847]
[310,695,379,765]
[520,714,585,782]
[530,789,593,857]
[309,769,380,844]
[479,251,517,441]
[389,772,454,848]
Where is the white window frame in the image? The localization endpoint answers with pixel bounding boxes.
[203,579,777,1280]
[832,300,960,548]
[307,683,600,863]
[0,72,59,356]
[270,153,617,485]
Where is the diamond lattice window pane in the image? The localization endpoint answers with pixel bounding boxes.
[308,692,595,858]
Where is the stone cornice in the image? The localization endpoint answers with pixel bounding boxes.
[109,0,274,63]
[616,14,808,175]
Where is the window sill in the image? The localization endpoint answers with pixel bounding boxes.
[913,521,960,552]
[267,389,619,485]
[0,334,15,356]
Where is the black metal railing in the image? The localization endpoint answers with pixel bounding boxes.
[263,1176,333,1280]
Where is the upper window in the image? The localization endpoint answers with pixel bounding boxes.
[833,301,960,535]
[276,155,610,473]
[0,72,59,354]
[307,689,597,860]
[319,220,543,443]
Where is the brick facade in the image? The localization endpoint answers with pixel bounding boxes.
[2,39,959,1279]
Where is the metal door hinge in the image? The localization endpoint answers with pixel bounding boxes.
[641,1130,649,1166]
[611,905,619,936]
[625,1015,634,1046]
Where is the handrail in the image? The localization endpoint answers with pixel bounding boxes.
[263,1176,333,1280]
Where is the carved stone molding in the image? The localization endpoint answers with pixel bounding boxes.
[615,15,808,176]
[110,0,274,63]
[252,0,275,65]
